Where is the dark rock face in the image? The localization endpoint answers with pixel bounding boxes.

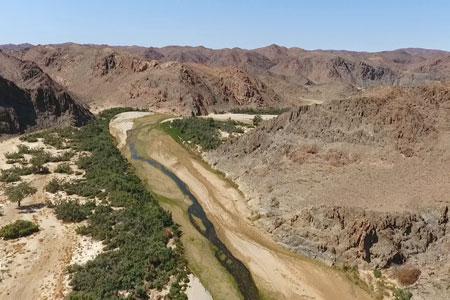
[273,206,448,268]
[0,51,93,135]
[0,76,36,133]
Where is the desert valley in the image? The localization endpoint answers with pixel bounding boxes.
[0,41,449,300]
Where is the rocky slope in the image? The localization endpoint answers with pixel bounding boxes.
[0,50,92,135]
[15,44,280,115]
[2,43,449,114]
[206,84,450,298]
[126,44,450,102]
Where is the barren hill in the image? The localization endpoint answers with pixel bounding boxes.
[0,50,92,134]
[2,43,449,114]
[16,44,280,114]
[206,84,450,299]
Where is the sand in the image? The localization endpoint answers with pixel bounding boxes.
[114,112,374,300]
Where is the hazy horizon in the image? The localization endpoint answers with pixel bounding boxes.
[2,41,450,54]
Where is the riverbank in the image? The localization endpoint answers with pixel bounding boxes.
[111,112,374,300]
[110,113,232,300]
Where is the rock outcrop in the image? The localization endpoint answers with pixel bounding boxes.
[206,84,450,298]
[0,50,92,135]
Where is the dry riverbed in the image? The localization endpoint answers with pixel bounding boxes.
[111,112,374,300]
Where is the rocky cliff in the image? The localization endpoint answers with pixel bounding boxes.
[0,50,92,135]
[206,84,450,298]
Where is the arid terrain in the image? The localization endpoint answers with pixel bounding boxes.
[207,84,450,299]
[2,43,450,115]
[1,42,450,299]
[0,50,92,135]
[0,137,101,299]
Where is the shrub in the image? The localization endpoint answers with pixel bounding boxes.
[4,181,37,207]
[253,114,263,126]
[373,269,382,278]
[54,201,95,222]
[0,170,21,182]
[5,152,24,160]
[45,178,63,193]
[0,166,33,182]
[29,151,52,174]
[163,117,244,150]
[55,163,73,174]
[61,108,187,298]
[17,144,43,155]
[0,220,39,239]
[42,133,65,149]
[51,150,75,162]
[393,288,413,300]
[30,150,52,165]
[19,134,39,142]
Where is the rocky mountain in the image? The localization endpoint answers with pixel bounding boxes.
[126,44,450,102]
[0,50,93,135]
[12,44,280,115]
[2,43,449,115]
[206,84,450,298]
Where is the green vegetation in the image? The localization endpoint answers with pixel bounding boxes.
[45,178,63,193]
[20,128,75,149]
[229,107,289,115]
[55,163,73,174]
[5,151,24,160]
[373,269,382,278]
[0,220,39,240]
[40,108,188,299]
[54,201,95,222]
[162,117,244,150]
[393,288,412,300]
[253,114,263,126]
[17,144,43,155]
[0,166,31,182]
[4,181,37,207]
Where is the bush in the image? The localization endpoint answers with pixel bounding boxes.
[55,163,73,174]
[52,150,75,162]
[45,178,63,193]
[4,181,37,207]
[17,144,43,155]
[0,170,21,182]
[163,117,244,150]
[373,269,382,278]
[60,108,188,298]
[29,151,52,174]
[393,288,413,300]
[0,166,34,182]
[54,201,95,222]
[5,152,24,160]
[0,220,39,240]
[19,134,39,143]
[253,115,263,126]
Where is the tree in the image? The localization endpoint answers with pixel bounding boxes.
[5,182,37,207]
[253,114,263,126]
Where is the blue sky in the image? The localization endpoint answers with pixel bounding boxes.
[1,0,449,51]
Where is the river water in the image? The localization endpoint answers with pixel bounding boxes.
[129,142,260,300]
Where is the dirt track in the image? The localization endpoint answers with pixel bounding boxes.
[111,112,374,300]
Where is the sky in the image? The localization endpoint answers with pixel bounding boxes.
[1,0,449,52]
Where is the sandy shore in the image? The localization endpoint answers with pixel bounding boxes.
[109,111,153,149]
